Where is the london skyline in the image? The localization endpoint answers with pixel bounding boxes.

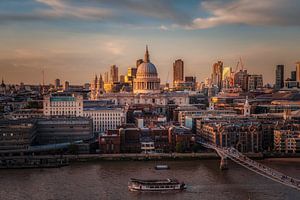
[1,0,300,85]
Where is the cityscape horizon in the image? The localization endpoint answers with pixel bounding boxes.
[1,1,300,200]
[1,1,300,85]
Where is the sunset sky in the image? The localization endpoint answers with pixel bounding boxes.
[1,0,300,85]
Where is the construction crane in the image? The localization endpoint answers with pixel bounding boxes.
[234,57,244,73]
[230,57,244,88]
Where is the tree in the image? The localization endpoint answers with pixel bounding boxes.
[176,142,184,153]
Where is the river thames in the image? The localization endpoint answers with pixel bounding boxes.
[0,159,299,200]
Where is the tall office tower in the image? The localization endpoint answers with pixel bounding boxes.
[291,71,296,81]
[128,67,137,78]
[110,65,118,83]
[64,81,70,91]
[296,62,300,82]
[275,65,284,90]
[248,74,263,91]
[234,69,248,91]
[54,78,60,89]
[173,59,184,86]
[120,75,125,83]
[104,71,109,83]
[211,61,223,90]
[222,67,232,89]
[136,59,143,68]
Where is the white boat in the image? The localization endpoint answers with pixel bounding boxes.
[128,178,186,192]
[155,164,170,170]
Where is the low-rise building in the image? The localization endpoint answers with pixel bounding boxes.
[99,133,121,154]
[199,120,262,153]
[35,117,93,145]
[274,130,300,154]
[0,119,37,151]
[9,109,43,119]
[168,126,195,152]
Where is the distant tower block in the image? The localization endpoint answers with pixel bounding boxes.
[244,96,251,116]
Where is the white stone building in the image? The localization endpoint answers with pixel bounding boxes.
[43,94,83,117]
[96,92,189,107]
[83,107,126,133]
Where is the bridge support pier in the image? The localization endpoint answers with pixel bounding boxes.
[220,156,228,170]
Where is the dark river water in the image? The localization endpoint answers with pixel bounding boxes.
[0,159,299,200]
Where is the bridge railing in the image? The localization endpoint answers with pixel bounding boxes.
[197,140,300,191]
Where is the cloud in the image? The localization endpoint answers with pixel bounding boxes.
[1,0,300,30]
[0,0,190,26]
[95,0,191,25]
[35,0,113,20]
[103,41,125,55]
[188,0,300,29]
[0,0,115,24]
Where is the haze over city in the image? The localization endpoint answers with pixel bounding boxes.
[1,1,300,199]
[1,0,300,84]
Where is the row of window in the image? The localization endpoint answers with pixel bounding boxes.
[84,112,122,116]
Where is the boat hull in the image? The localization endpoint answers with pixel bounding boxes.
[128,178,186,192]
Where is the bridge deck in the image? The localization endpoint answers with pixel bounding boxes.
[198,141,300,191]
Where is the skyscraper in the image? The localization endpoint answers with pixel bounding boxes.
[54,78,60,89]
[64,81,69,91]
[248,74,263,91]
[296,62,300,82]
[104,72,109,83]
[120,75,125,83]
[211,61,223,90]
[110,65,118,83]
[127,67,137,78]
[275,65,284,90]
[234,69,248,91]
[291,71,296,81]
[173,59,184,86]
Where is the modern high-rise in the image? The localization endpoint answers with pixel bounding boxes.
[296,62,300,82]
[125,67,137,85]
[291,71,296,81]
[64,81,70,91]
[248,74,263,91]
[110,65,118,83]
[54,78,60,89]
[173,59,184,86]
[275,65,284,90]
[211,61,223,90]
[104,71,109,83]
[120,75,125,83]
[234,70,248,91]
[127,67,137,77]
[222,67,232,89]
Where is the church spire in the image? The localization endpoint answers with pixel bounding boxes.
[144,45,150,62]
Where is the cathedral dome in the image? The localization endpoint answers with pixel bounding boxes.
[136,62,157,77]
[133,46,160,94]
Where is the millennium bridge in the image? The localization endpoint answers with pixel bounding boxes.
[197,140,300,191]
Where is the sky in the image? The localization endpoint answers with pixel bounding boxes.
[1,0,300,85]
